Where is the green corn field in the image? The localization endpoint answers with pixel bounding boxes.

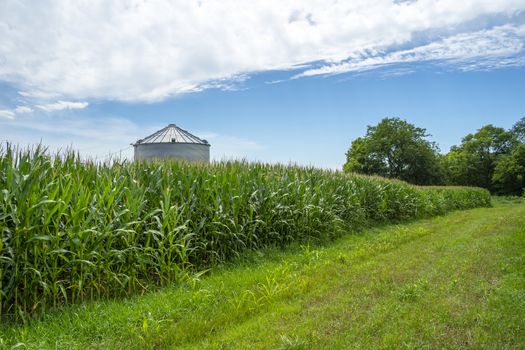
[0,144,491,320]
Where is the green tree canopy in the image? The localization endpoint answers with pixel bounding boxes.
[443,124,517,191]
[492,143,525,195]
[511,116,525,143]
[343,117,442,185]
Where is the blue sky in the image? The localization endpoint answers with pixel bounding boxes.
[1,1,525,169]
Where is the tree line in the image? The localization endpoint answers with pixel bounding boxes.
[343,116,525,195]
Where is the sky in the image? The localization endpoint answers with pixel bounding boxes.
[1,1,525,169]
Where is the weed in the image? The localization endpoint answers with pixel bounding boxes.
[397,278,430,302]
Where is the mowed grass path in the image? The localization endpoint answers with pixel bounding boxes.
[1,199,524,349]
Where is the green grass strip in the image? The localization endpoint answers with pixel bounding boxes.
[0,198,523,349]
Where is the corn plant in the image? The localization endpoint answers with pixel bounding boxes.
[0,143,491,320]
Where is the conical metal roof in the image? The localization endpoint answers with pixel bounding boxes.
[134,124,209,145]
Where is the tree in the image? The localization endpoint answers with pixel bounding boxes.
[443,124,517,191]
[492,143,525,195]
[343,117,443,185]
[511,116,525,143]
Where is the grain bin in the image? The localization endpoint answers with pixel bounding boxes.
[133,124,210,162]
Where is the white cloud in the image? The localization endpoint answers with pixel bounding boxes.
[0,110,15,119]
[0,1,524,102]
[297,24,525,77]
[14,106,33,113]
[18,91,59,99]
[0,102,82,121]
[35,101,89,112]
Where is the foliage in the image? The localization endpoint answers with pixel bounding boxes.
[343,117,525,195]
[443,124,518,191]
[0,199,522,349]
[0,144,490,320]
[492,144,525,195]
[511,116,525,143]
[343,118,443,185]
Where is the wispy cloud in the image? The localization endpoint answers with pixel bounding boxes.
[0,100,87,119]
[14,106,33,113]
[0,1,524,102]
[297,24,525,77]
[0,110,15,119]
[35,101,89,112]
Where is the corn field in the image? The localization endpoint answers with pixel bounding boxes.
[0,145,491,320]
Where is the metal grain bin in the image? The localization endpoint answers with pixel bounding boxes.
[133,124,210,162]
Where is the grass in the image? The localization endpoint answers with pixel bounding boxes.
[0,145,490,319]
[0,197,523,349]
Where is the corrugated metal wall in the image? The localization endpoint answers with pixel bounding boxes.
[134,143,210,162]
